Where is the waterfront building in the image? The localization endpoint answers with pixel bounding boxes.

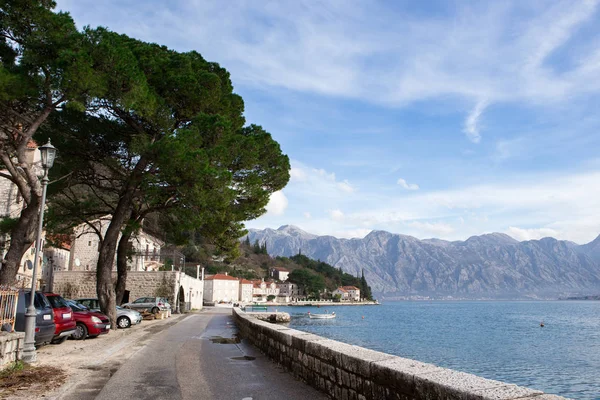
[239,279,253,302]
[203,273,240,303]
[277,282,304,301]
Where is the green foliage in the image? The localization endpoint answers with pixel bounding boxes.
[0,360,25,378]
[31,18,289,286]
[287,254,373,300]
[252,240,268,255]
[288,268,326,297]
[0,217,17,234]
[267,295,275,302]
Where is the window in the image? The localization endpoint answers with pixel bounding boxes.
[47,295,69,308]
[88,241,92,246]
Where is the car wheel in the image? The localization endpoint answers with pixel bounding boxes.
[51,336,68,345]
[117,316,131,329]
[151,307,159,314]
[72,323,88,340]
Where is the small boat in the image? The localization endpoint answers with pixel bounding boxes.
[308,311,336,319]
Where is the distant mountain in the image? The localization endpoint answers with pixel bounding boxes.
[246,226,600,299]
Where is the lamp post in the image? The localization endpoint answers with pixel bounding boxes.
[22,140,56,363]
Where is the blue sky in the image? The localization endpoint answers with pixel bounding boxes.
[56,0,600,243]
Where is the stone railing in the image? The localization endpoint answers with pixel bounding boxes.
[233,308,565,400]
[0,331,24,369]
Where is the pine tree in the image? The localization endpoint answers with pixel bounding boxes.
[253,240,261,254]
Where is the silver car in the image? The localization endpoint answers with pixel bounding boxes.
[74,298,143,329]
[121,297,171,314]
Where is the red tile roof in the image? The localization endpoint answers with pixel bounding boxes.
[335,287,348,293]
[205,274,239,281]
[239,279,253,284]
[26,140,38,149]
[343,286,360,291]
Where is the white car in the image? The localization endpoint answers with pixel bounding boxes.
[74,298,143,328]
[121,297,171,314]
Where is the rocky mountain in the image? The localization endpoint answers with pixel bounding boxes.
[246,226,600,299]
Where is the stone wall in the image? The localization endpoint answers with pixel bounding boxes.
[0,332,24,369]
[53,271,177,303]
[53,270,204,310]
[233,308,565,400]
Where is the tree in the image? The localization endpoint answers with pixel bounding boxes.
[0,0,98,284]
[289,268,325,298]
[44,28,290,326]
[360,269,373,300]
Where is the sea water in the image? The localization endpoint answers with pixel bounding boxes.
[283,301,600,399]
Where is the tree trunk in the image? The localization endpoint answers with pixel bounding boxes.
[0,197,40,285]
[115,226,134,305]
[96,158,148,328]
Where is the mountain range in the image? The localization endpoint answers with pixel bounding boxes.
[245,225,600,299]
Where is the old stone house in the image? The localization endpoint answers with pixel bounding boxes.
[68,217,164,272]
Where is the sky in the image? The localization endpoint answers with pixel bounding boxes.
[56,0,600,244]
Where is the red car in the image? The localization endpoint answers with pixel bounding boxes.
[44,293,77,344]
[65,299,111,340]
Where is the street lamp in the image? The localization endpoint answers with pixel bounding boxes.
[22,140,56,363]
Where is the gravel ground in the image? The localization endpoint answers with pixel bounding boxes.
[0,312,192,400]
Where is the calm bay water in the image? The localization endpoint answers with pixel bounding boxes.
[281,301,600,400]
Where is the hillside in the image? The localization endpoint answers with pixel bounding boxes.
[194,240,373,299]
[245,226,600,299]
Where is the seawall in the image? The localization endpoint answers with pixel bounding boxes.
[233,308,566,400]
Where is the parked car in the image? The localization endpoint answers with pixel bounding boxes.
[44,293,76,344]
[121,297,171,314]
[74,298,143,329]
[64,300,111,340]
[14,290,55,347]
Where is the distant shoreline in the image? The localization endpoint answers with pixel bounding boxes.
[246,300,380,307]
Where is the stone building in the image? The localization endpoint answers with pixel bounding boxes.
[203,273,240,303]
[277,282,304,301]
[239,279,253,303]
[270,267,290,281]
[251,279,280,301]
[69,217,164,271]
[333,286,361,301]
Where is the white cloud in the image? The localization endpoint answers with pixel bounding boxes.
[506,227,560,241]
[337,180,355,193]
[288,161,357,197]
[343,170,600,243]
[329,209,345,222]
[56,1,600,141]
[265,191,288,216]
[290,167,308,182]
[397,178,419,190]
[464,100,488,143]
[303,212,312,219]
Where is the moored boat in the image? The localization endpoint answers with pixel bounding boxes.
[308,311,336,319]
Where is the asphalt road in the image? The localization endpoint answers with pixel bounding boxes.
[95,308,327,400]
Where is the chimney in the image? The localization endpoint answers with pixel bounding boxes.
[225,272,228,276]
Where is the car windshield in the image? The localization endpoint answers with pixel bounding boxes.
[66,300,87,312]
[47,295,69,308]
